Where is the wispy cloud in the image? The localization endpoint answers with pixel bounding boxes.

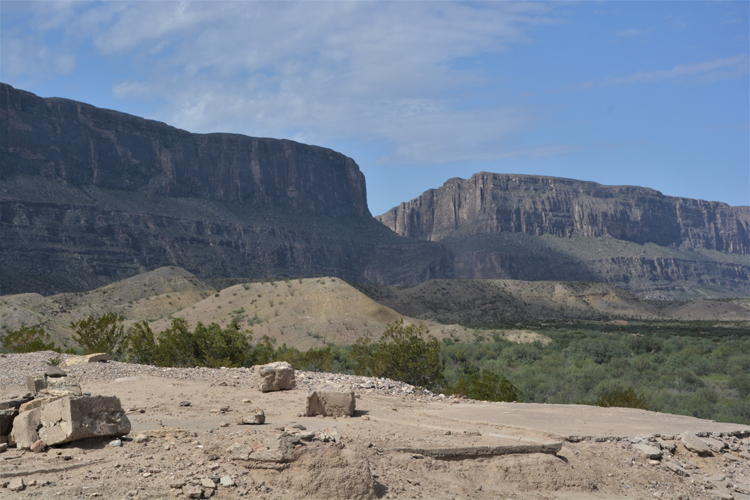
[575,54,749,89]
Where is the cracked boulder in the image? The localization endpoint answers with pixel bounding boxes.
[11,395,130,449]
[254,362,296,392]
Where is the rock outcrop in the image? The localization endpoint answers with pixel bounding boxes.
[377,172,749,254]
[377,173,750,298]
[0,83,452,294]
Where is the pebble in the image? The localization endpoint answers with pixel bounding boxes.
[110,439,123,447]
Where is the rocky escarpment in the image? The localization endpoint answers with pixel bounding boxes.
[377,173,750,299]
[377,173,750,254]
[0,83,452,294]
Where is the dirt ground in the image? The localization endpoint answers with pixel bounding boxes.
[2,364,750,500]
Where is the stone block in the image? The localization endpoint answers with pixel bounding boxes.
[12,395,130,449]
[63,353,110,367]
[0,409,18,436]
[305,389,355,417]
[254,362,296,392]
[27,373,47,394]
[26,373,81,396]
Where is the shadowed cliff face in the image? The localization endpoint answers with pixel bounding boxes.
[377,173,750,254]
[0,83,452,294]
[1,83,368,218]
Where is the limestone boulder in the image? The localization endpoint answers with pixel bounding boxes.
[237,409,266,425]
[255,362,296,392]
[11,395,130,449]
[305,389,355,417]
[633,443,662,460]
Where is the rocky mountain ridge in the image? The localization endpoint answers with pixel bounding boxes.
[377,173,750,299]
[376,172,749,253]
[0,83,451,294]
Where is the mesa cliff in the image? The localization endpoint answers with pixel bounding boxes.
[377,173,750,299]
[0,83,451,294]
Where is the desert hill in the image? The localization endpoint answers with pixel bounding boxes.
[2,268,747,353]
[376,173,750,300]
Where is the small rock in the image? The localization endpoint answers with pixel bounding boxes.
[170,480,186,488]
[30,439,47,453]
[723,452,740,462]
[0,443,7,452]
[45,366,67,378]
[8,478,25,492]
[207,454,220,461]
[134,434,149,443]
[219,422,229,427]
[241,398,252,404]
[665,462,690,476]
[220,476,235,487]
[110,439,123,447]
[179,401,191,407]
[633,443,662,460]
[237,409,265,425]
[201,478,216,489]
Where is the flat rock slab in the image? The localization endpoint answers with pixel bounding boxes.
[62,353,110,367]
[393,442,563,460]
[633,443,662,459]
[422,402,750,439]
[681,432,713,456]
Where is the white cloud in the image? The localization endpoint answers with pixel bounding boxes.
[575,54,749,89]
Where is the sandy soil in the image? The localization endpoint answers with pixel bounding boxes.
[1,355,749,500]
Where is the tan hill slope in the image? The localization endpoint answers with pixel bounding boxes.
[149,276,482,349]
[0,267,214,347]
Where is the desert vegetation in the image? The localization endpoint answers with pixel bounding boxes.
[1,315,748,423]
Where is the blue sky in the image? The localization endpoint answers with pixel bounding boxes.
[1,1,748,215]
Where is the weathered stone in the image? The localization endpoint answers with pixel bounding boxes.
[656,438,677,453]
[682,432,713,456]
[665,462,690,476]
[201,479,216,489]
[237,409,265,425]
[12,395,130,449]
[702,437,728,452]
[740,451,750,460]
[633,443,662,460]
[45,366,67,377]
[170,480,186,488]
[255,362,296,392]
[219,476,235,487]
[226,432,295,463]
[0,409,17,435]
[305,389,355,417]
[30,439,47,452]
[19,396,64,413]
[182,484,202,498]
[8,478,25,491]
[62,353,110,367]
[723,452,740,462]
[27,373,47,394]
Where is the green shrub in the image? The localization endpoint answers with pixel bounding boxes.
[445,369,521,402]
[274,345,334,372]
[2,326,58,353]
[71,313,127,354]
[597,386,652,411]
[351,320,444,390]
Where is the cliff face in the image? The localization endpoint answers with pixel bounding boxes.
[0,83,451,294]
[1,83,368,217]
[377,173,750,299]
[377,173,750,254]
